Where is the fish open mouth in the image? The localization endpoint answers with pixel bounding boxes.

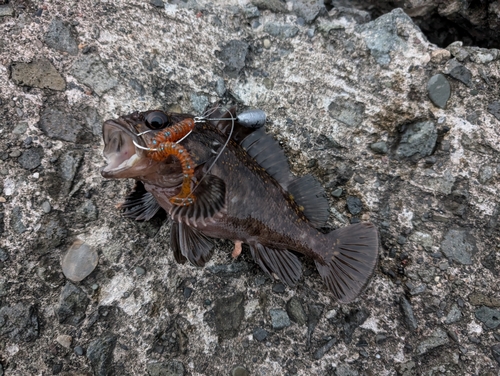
[101,118,149,178]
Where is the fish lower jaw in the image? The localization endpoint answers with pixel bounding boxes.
[101,153,141,177]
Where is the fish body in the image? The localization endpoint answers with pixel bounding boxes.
[101,108,379,303]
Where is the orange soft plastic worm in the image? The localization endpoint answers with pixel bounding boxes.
[147,142,196,206]
[153,118,195,144]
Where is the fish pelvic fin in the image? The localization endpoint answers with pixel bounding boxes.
[170,221,215,266]
[249,244,302,287]
[315,222,379,303]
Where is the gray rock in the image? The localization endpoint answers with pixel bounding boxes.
[251,0,288,13]
[342,308,369,343]
[87,334,117,376]
[346,196,363,215]
[286,297,306,325]
[62,240,98,282]
[56,282,90,326]
[328,99,365,127]
[243,4,260,19]
[0,4,14,16]
[409,231,433,251]
[487,101,500,121]
[76,199,98,222]
[44,19,78,55]
[149,0,164,8]
[147,361,185,376]
[396,121,437,159]
[253,327,268,342]
[475,306,500,329]
[10,58,65,91]
[440,229,476,265]
[491,344,500,366]
[416,328,448,355]
[218,40,249,79]
[370,141,388,154]
[269,308,290,330]
[358,9,411,66]
[0,303,39,342]
[71,55,118,96]
[400,296,418,332]
[39,107,92,143]
[42,201,51,213]
[231,366,249,376]
[427,74,451,109]
[35,211,68,251]
[18,147,43,170]
[213,293,245,339]
[190,93,209,114]
[263,23,299,39]
[448,65,472,86]
[468,292,500,308]
[292,0,325,23]
[60,150,83,183]
[0,248,8,262]
[479,165,495,184]
[313,337,336,360]
[445,304,462,324]
[10,206,26,234]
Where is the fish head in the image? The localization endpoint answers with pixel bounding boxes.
[101,110,184,183]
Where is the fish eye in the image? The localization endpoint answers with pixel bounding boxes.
[145,111,170,129]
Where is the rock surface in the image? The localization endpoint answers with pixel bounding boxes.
[0,1,499,375]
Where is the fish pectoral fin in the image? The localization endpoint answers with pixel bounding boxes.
[118,181,164,221]
[170,174,226,223]
[287,174,329,229]
[315,222,379,304]
[249,244,302,287]
[170,221,214,267]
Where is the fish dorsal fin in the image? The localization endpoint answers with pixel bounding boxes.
[118,181,164,221]
[169,174,226,225]
[170,221,215,267]
[287,174,330,229]
[240,128,292,187]
[249,244,302,287]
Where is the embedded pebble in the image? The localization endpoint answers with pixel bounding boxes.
[231,366,250,376]
[45,19,78,55]
[370,141,388,154]
[346,196,363,215]
[10,59,66,91]
[416,328,449,355]
[400,296,418,332]
[135,266,146,275]
[440,229,476,265]
[42,201,51,213]
[475,306,500,329]
[61,240,98,282]
[56,334,72,349]
[74,346,84,356]
[427,74,451,109]
[445,304,462,324]
[269,309,290,330]
[286,297,306,325]
[396,120,437,159]
[253,327,268,342]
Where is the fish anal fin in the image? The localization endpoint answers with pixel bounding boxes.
[170,221,214,267]
[119,181,164,221]
[287,174,329,229]
[315,222,379,303]
[249,244,302,287]
[170,174,226,224]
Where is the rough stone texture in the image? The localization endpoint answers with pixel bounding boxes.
[1,2,500,375]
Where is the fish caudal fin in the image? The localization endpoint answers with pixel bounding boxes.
[315,222,379,303]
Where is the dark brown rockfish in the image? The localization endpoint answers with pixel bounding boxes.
[101,108,379,303]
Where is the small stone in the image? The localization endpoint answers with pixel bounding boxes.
[0,303,39,342]
[149,0,164,7]
[286,297,306,325]
[190,93,209,114]
[445,304,462,324]
[263,39,271,49]
[475,306,500,329]
[292,0,325,23]
[10,59,66,91]
[397,235,406,245]
[331,188,343,197]
[62,240,98,282]
[213,293,245,339]
[479,165,495,184]
[263,23,299,39]
[45,18,79,55]
[71,55,118,96]
[135,266,146,275]
[346,196,363,215]
[232,366,249,376]
[396,121,437,159]
[328,99,365,127]
[468,292,500,307]
[10,206,26,234]
[427,74,451,109]
[416,328,449,355]
[269,309,290,330]
[272,283,285,293]
[430,48,451,63]
[183,287,193,299]
[440,229,476,265]
[353,175,365,184]
[42,201,51,213]
[448,65,472,86]
[370,141,388,154]
[39,108,91,143]
[56,334,72,349]
[74,346,85,356]
[313,337,337,360]
[253,327,268,342]
[243,4,260,19]
[87,335,117,376]
[57,282,90,326]
[218,40,249,79]
[410,231,433,251]
[400,296,418,332]
[487,101,500,121]
[491,344,500,365]
[0,4,14,16]
[147,361,185,376]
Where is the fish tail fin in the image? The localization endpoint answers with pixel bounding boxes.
[315,222,379,303]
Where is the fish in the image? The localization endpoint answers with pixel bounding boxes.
[101,107,379,303]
